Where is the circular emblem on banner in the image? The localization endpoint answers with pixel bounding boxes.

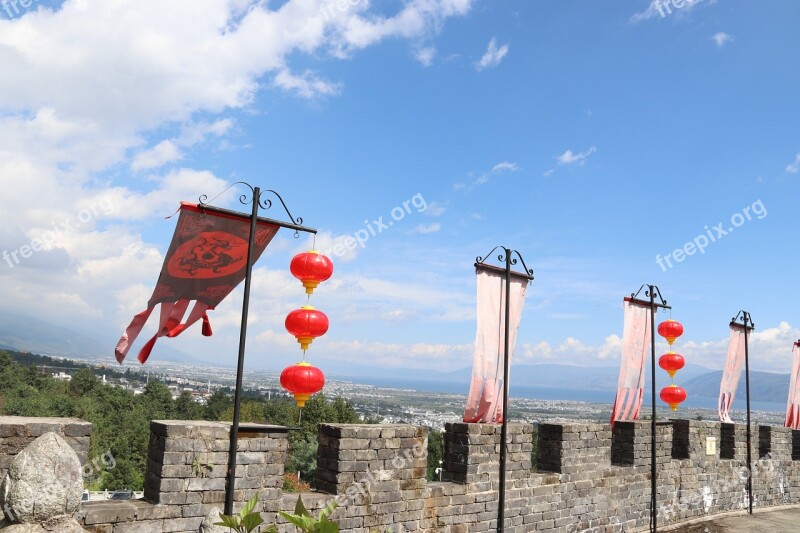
[167,231,248,279]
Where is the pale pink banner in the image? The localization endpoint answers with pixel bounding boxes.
[610,300,652,424]
[719,326,746,423]
[784,342,800,429]
[463,267,528,423]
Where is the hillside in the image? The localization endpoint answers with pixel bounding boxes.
[682,370,790,404]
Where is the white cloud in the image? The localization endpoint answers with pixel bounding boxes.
[492,161,519,173]
[177,119,233,146]
[415,46,436,67]
[413,222,441,234]
[711,32,733,48]
[131,140,182,171]
[517,334,622,365]
[513,322,799,373]
[630,0,714,24]
[334,0,472,55]
[679,322,799,372]
[424,201,446,216]
[324,339,473,368]
[0,0,474,345]
[786,152,800,174]
[132,119,234,171]
[557,146,596,166]
[458,161,521,191]
[475,37,508,71]
[273,69,342,99]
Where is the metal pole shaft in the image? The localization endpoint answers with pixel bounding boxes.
[650,286,657,532]
[224,187,260,515]
[744,316,752,514]
[497,249,511,532]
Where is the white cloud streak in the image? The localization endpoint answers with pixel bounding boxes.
[786,152,800,174]
[711,32,733,47]
[415,46,436,67]
[557,146,596,166]
[476,37,508,71]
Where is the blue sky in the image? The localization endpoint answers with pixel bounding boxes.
[0,0,798,376]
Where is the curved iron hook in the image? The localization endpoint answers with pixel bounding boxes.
[199,182,306,238]
[261,189,304,227]
[476,245,507,265]
[631,284,667,307]
[510,249,535,278]
[476,246,534,280]
[731,310,755,329]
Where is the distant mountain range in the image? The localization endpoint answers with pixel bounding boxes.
[682,370,789,404]
[0,312,793,405]
[332,362,793,406]
[0,311,196,365]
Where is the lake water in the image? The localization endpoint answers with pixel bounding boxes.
[348,376,786,414]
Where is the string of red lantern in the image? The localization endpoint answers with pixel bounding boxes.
[281,250,334,408]
[657,319,687,411]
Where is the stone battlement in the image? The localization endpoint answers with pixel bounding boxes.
[1,416,799,532]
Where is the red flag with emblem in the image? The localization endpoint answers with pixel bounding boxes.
[115,202,279,364]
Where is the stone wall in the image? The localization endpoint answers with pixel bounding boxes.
[3,416,800,532]
[301,420,800,532]
[75,420,290,533]
[0,416,91,481]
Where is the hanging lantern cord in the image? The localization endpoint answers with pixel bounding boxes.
[297,408,303,424]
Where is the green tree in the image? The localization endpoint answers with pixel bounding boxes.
[205,389,232,420]
[70,368,99,395]
[426,428,443,481]
[174,391,201,419]
[286,433,319,483]
[219,400,267,424]
[141,381,173,420]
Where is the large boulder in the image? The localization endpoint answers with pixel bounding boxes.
[0,433,83,524]
[198,507,228,533]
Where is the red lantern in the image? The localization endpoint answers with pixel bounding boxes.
[657,319,684,346]
[660,384,687,411]
[285,305,329,350]
[280,361,325,407]
[658,351,685,379]
[290,251,333,295]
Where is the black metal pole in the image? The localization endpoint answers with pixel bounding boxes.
[649,285,657,533]
[744,313,752,515]
[224,187,260,515]
[497,248,511,533]
[475,246,533,533]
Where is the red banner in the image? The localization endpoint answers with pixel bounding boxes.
[115,203,279,364]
